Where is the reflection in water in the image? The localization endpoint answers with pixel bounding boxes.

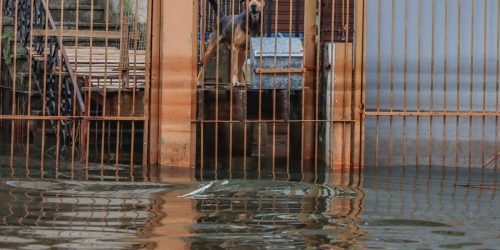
[162,167,499,249]
[0,164,498,249]
[183,180,367,249]
[0,164,173,250]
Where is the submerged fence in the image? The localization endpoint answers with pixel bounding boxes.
[0,0,499,175]
[364,0,500,168]
[0,0,150,172]
[195,0,360,179]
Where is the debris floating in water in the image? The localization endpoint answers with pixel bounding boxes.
[179,180,358,199]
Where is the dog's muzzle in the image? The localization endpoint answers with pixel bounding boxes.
[250,5,260,19]
[250,10,260,19]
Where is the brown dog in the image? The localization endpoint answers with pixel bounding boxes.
[198,0,265,86]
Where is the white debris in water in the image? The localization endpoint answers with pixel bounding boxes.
[179,181,216,198]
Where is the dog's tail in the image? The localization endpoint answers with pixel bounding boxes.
[207,0,224,19]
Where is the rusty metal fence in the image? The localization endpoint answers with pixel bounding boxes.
[363,0,500,168]
[3,0,496,175]
[0,0,151,174]
[195,0,359,179]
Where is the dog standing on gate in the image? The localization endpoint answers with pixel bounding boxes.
[198,0,265,86]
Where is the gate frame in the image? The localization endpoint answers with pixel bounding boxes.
[149,0,367,169]
[149,0,198,168]
[353,0,366,169]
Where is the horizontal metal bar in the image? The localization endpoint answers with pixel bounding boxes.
[255,68,306,74]
[0,115,147,121]
[365,111,500,117]
[31,29,122,39]
[0,85,40,95]
[192,119,355,123]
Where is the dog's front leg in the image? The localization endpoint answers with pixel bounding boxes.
[197,67,205,86]
[238,49,247,85]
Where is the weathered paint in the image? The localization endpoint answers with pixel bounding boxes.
[302,0,317,166]
[332,43,353,169]
[159,0,198,167]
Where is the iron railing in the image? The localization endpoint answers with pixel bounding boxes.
[3,0,85,155]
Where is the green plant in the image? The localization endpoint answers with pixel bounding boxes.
[4,52,14,66]
[15,73,22,83]
[1,31,15,41]
[2,31,15,65]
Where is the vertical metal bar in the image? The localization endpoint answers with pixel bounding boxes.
[429,0,435,166]
[201,0,206,62]
[468,0,474,168]
[287,0,293,178]
[455,0,461,167]
[496,0,500,169]
[343,0,351,168]
[143,0,152,167]
[55,0,66,176]
[375,0,381,167]
[328,0,333,170]
[215,0,220,177]
[330,0,336,169]
[353,0,364,168]
[272,0,278,179]
[85,0,95,176]
[442,0,448,167]
[149,0,160,165]
[416,0,421,166]
[481,0,487,166]
[362,0,367,168]
[403,0,408,166]
[228,0,234,177]
[295,0,300,38]
[101,0,110,172]
[342,0,345,37]
[9,0,19,172]
[313,0,321,175]
[115,1,125,173]
[25,0,35,175]
[258,1,264,179]
[228,0,234,179]
[70,0,80,176]
[243,0,249,179]
[41,0,51,176]
[303,0,317,176]
[389,0,395,166]
[130,0,141,170]
[267,0,272,36]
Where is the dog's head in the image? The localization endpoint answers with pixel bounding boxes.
[246,0,265,19]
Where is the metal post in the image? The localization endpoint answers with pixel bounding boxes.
[303,0,317,168]
[159,0,198,167]
[352,0,364,168]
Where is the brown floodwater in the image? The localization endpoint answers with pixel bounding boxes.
[0,163,498,249]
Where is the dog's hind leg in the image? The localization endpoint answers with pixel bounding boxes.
[198,36,221,85]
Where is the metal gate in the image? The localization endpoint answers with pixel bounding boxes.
[195,0,360,179]
[363,0,500,168]
[0,0,151,174]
